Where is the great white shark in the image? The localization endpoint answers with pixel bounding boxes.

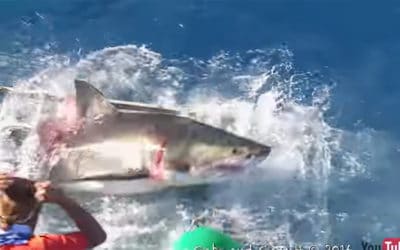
[0,80,272,194]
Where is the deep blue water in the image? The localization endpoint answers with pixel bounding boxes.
[0,1,399,249]
[1,0,399,133]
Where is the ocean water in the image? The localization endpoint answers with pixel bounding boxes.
[0,1,399,249]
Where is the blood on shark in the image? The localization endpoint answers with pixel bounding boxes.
[2,80,272,193]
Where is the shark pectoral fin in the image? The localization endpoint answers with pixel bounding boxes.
[58,178,168,195]
[74,79,118,121]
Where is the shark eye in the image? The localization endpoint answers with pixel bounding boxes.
[232,148,238,154]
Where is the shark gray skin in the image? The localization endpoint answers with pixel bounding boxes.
[25,80,272,194]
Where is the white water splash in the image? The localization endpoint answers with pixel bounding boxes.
[0,45,372,249]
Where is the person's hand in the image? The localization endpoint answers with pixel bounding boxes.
[34,181,66,204]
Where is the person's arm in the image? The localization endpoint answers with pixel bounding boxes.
[56,196,107,248]
[34,181,107,248]
[24,204,41,231]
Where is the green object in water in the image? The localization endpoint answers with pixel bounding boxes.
[173,226,243,250]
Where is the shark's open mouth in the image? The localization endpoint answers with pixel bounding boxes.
[191,154,266,178]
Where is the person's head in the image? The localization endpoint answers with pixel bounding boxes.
[0,176,38,230]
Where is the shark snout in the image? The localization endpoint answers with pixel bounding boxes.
[249,144,271,159]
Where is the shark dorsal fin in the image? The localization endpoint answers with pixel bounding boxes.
[74,79,117,120]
